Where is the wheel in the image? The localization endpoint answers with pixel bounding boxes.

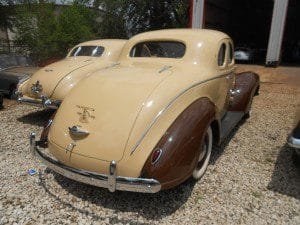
[192,126,213,180]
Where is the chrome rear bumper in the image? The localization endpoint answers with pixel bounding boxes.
[17,95,61,109]
[29,133,161,193]
[287,134,300,155]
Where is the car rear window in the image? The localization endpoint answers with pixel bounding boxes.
[69,46,105,57]
[130,41,186,58]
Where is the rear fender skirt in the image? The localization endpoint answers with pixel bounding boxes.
[229,72,260,112]
[141,97,217,190]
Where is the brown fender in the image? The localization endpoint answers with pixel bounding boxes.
[229,71,260,112]
[141,97,216,189]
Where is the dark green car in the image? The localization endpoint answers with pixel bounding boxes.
[0,54,38,108]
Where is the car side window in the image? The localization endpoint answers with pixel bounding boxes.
[218,43,226,67]
[228,43,234,64]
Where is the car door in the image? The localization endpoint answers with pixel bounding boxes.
[223,40,236,111]
[216,40,230,117]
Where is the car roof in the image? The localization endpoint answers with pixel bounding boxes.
[119,29,232,66]
[129,29,230,43]
[77,39,127,47]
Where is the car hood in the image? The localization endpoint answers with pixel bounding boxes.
[0,66,38,80]
[49,63,173,162]
[24,57,98,98]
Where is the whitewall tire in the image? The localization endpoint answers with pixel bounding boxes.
[192,126,213,180]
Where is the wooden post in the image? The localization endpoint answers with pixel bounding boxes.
[266,0,289,67]
[189,0,205,29]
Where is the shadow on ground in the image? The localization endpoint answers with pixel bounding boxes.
[17,108,55,127]
[267,144,300,200]
[38,171,196,224]
[210,118,246,165]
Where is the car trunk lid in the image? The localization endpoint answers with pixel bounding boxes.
[49,64,172,162]
[25,57,96,98]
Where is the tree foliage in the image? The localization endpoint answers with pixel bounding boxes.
[95,0,189,38]
[0,0,15,31]
[11,0,189,61]
[13,1,97,61]
[56,2,97,52]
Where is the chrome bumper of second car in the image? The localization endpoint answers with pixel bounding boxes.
[17,94,61,109]
[287,134,300,154]
[29,133,161,193]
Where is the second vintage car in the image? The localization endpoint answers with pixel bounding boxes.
[30,29,259,193]
[287,107,300,157]
[0,54,38,108]
[16,39,126,108]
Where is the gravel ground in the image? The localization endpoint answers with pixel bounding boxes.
[0,83,299,225]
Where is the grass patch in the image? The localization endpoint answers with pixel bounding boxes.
[251,191,263,198]
[265,157,275,164]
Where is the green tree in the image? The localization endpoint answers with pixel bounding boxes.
[93,0,127,38]
[94,0,189,38]
[12,0,189,60]
[13,1,97,61]
[0,0,15,31]
[56,2,96,53]
[14,1,58,60]
[0,0,16,52]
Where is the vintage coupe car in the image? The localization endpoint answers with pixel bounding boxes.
[0,54,38,107]
[30,29,259,193]
[16,39,126,108]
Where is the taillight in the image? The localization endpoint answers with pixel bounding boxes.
[151,148,162,164]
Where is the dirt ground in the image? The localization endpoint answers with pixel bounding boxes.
[236,64,300,87]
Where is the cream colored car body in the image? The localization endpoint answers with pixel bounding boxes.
[48,29,235,177]
[18,39,126,105]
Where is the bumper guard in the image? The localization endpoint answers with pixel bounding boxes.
[287,134,300,155]
[29,133,161,193]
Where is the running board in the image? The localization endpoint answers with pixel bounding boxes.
[220,111,244,140]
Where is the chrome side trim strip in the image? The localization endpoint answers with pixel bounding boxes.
[0,65,22,72]
[130,72,231,155]
[104,62,120,69]
[29,133,161,193]
[158,65,172,73]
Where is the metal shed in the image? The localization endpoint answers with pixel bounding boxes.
[189,0,298,66]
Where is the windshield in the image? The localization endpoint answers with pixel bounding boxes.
[69,46,105,57]
[130,41,186,58]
